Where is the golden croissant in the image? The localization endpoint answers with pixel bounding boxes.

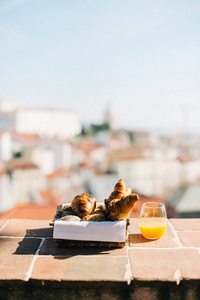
[82,212,107,222]
[105,179,132,209]
[106,194,139,221]
[71,193,96,218]
[105,179,130,203]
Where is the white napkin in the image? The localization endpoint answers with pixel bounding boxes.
[53,220,126,242]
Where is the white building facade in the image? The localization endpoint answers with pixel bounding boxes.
[0,172,14,213]
[116,157,182,198]
[0,107,81,139]
[0,131,12,161]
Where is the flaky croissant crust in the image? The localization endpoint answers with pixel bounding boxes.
[107,194,139,221]
[105,179,131,207]
[105,179,139,221]
[71,193,96,218]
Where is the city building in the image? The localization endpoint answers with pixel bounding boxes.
[6,159,46,205]
[0,170,13,213]
[104,103,117,130]
[0,105,81,139]
[0,131,12,161]
[167,183,200,217]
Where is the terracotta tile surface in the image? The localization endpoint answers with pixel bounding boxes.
[0,237,41,255]
[1,218,200,289]
[32,256,129,282]
[31,256,67,281]
[129,248,200,281]
[178,232,200,247]
[0,254,35,281]
[0,219,8,230]
[170,219,200,231]
[0,219,53,237]
[64,256,129,282]
[0,237,40,281]
[39,238,128,256]
[128,219,178,248]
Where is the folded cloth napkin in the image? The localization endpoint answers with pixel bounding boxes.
[53,220,126,242]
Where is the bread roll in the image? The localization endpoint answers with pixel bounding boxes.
[59,215,82,222]
[61,205,77,217]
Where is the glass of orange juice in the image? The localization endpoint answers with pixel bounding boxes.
[139,202,167,239]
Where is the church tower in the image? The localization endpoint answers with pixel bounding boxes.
[104,103,117,130]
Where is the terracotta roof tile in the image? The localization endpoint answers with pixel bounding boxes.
[177,156,194,163]
[46,168,72,179]
[73,138,102,153]
[18,133,40,141]
[79,162,95,169]
[0,170,5,177]
[6,159,39,171]
[38,189,62,205]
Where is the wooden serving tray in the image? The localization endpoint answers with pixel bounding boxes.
[54,239,126,248]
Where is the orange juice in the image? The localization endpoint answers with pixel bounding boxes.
[139,221,167,239]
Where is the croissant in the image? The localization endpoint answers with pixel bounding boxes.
[82,212,107,222]
[126,187,132,195]
[105,179,132,208]
[71,193,96,218]
[108,179,127,200]
[107,193,139,221]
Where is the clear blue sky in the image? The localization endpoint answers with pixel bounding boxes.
[0,0,200,135]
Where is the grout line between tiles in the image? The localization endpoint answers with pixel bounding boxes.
[0,220,9,232]
[128,246,198,250]
[125,240,133,285]
[25,238,46,281]
[168,220,183,248]
[176,230,200,232]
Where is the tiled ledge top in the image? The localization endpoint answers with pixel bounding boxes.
[0,218,200,287]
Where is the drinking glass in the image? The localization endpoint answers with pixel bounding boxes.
[139,202,167,239]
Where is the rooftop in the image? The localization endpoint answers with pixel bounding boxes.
[0,218,200,299]
[6,159,39,171]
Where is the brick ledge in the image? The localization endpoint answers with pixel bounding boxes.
[0,218,200,299]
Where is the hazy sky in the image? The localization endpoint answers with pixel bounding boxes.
[0,0,200,135]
